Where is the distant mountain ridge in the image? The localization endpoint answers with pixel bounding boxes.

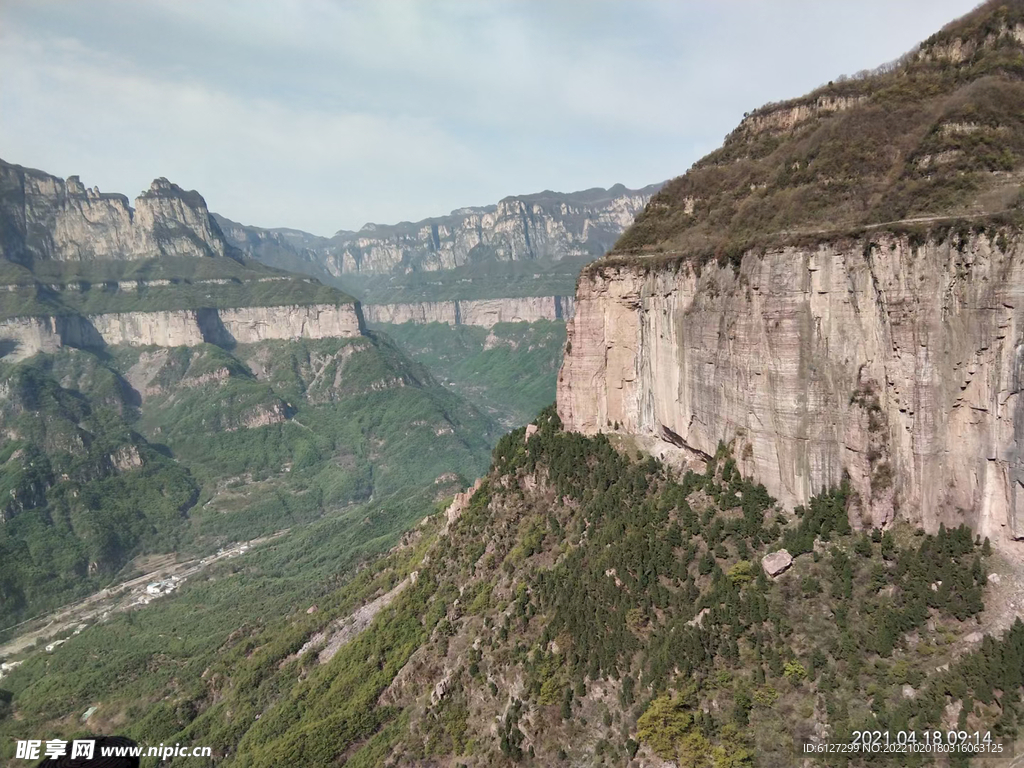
[215,182,662,298]
[0,159,362,360]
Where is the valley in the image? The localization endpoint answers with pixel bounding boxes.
[4,1,1024,766]
[0,531,282,663]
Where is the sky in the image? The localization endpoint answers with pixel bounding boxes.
[1,1,982,236]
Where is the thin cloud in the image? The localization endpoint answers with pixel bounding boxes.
[0,0,982,235]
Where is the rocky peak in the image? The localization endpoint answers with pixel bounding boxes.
[147,177,174,193]
[0,159,238,263]
[65,176,87,195]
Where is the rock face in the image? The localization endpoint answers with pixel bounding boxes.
[557,231,1024,542]
[363,296,574,328]
[0,159,365,358]
[1,160,235,264]
[0,303,364,360]
[219,184,661,278]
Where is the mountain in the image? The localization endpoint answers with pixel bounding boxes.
[11,5,1024,767]
[0,159,364,361]
[217,182,661,287]
[216,183,660,315]
[558,0,1024,542]
[0,412,1012,766]
[217,184,659,431]
[0,160,498,623]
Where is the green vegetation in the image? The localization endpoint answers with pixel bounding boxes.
[2,408,1013,766]
[609,1,1024,268]
[0,256,353,320]
[372,320,567,428]
[0,332,495,625]
[0,357,197,621]
[0,482,449,768]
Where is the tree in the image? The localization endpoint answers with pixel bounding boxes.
[727,561,755,586]
[783,661,807,682]
[637,694,696,760]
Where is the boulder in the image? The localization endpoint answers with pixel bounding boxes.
[761,549,793,577]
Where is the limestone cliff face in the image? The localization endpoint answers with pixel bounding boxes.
[327,186,658,276]
[219,185,661,279]
[1,160,235,264]
[557,232,1024,542]
[0,303,364,360]
[363,296,574,327]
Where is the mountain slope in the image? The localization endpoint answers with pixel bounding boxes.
[3,411,1017,766]
[0,331,497,625]
[0,355,198,620]
[614,4,1024,261]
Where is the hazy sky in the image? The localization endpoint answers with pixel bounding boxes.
[2,1,980,236]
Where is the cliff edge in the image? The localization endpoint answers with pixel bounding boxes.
[558,0,1024,542]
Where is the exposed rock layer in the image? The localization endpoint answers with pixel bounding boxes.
[362,296,574,327]
[557,232,1024,542]
[0,303,364,360]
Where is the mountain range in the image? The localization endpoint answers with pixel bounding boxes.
[4,2,1024,767]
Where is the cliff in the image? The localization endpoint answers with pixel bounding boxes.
[559,229,1024,541]
[1,160,236,265]
[218,184,661,281]
[0,160,365,358]
[0,303,365,360]
[558,0,1024,541]
[363,295,573,327]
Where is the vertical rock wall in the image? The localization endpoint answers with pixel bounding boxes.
[557,232,1024,541]
[0,303,365,360]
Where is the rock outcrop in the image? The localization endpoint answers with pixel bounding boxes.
[0,303,364,360]
[0,159,366,359]
[363,296,574,328]
[1,160,236,264]
[219,184,662,279]
[557,231,1024,542]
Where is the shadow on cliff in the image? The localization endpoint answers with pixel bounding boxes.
[0,339,20,359]
[196,307,236,349]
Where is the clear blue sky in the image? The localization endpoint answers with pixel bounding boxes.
[1,1,980,236]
